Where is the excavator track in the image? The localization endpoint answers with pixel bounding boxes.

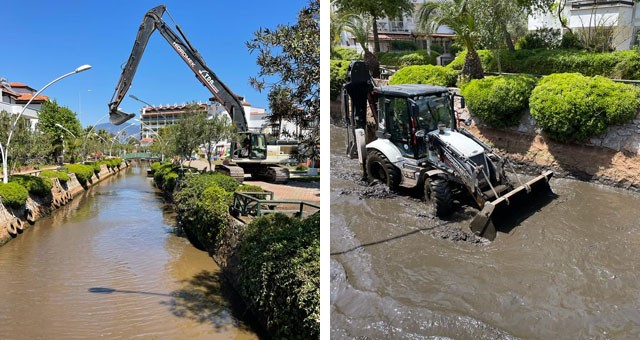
[215,164,245,183]
[249,166,290,183]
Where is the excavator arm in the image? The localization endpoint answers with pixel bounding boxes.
[108,5,247,131]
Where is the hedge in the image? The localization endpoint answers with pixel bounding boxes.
[39,169,70,183]
[10,175,53,197]
[84,161,102,174]
[153,162,180,192]
[530,73,640,142]
[330,59,350,100]
[0,182,29,208]
[378,49,439,67]
[331,46,361,61]
[236,212,319,339]
[65,164,95,185]
[461,74,538,128]
[449,49,640,80]
[389,65,459,87]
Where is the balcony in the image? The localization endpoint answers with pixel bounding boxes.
[569,0,635,9]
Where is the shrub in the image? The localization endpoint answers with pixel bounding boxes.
[389,65,459,87]
[515,28,561,50]
[331,46,361,61]
[447,50,494,71]
[378,49,439,67]
[173,172,233,228]
[236,184,265,193]
[191,186,232,243]
[236,212,319,338]
[530,73,640,142]
[10,175,53,196]
[0,182,29,208]
[208,172,239,193]
[330,59,350,100]
[150,161,162,173]
[461,74,538,128]
[65,164,95,184]
[84,161,102,174]
[39,169,70,183]
[153,162,180,191]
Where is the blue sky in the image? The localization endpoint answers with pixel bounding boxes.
[2,0,306,127]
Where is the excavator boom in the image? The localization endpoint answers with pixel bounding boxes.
[108,5,247,131]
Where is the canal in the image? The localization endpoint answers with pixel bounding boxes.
[330,125,640,339]
[0,165,257,339]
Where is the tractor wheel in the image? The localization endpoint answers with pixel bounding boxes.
[365,150,400,191]
[424,177,453,217]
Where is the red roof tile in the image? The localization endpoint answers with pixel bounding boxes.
[16,93,49,103]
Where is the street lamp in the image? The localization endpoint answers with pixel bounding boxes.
[55,123,77,138]
[81,113,110,161]
[1,64,91,183]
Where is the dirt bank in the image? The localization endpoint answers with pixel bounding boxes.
[467,124,640,191]
[0,162,129,247]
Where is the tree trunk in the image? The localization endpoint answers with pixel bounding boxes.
[462,48,484,80]
[363,50,381,78]
[371,13,381,53]
[501,22,515,52]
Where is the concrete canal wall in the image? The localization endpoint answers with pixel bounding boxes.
[0,162,129,247]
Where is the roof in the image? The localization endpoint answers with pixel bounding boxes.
[140,137,154,143]
[8,82,36,91]
[15,93,49,103]
[375,84,449,97]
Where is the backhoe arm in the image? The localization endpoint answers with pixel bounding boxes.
[108,5,247,131]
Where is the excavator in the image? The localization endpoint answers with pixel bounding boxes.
[342,61,554,240]
[108,5,289,183]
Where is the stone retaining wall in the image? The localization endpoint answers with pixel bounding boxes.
[0,162,128,247]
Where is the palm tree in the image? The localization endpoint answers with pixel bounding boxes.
[330,6,349,56]
[419,0,484,79]
[344,13,381,77]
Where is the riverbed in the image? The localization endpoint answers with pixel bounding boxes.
[330,125,640,339]
[0,165,258,339]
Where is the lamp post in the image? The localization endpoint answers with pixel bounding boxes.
[55,123,78,164]
[81,113,110,162]
[1,64,91,183]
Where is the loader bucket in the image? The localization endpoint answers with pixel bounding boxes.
[469,170,554,241]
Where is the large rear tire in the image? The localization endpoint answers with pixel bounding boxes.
[424,177,453,217]
[365,150,400,191]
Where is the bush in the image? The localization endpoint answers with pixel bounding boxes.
[84,161,102,174]
[330,59,350,100]
[10,175,53,196]
[236,184,265,193]
[530,73,640,142]
[39,169,70,183]
[153,162,180,191]
[389,65,459,87]
[208,172,239,193]
[65,164,95,184]
[378,49,439,67]
[150,161,162,173]
[461,74,538,128]
[236,212,319,338]
[390,39,417,51]
[191,186,233,243]
[0,182,29,208]
[516,28,561,50]
[331,46,361,61]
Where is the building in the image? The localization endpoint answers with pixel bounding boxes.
[528,0,640,50]
[0,80,49,128]
[336,0,456,54]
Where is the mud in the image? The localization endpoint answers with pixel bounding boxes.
[330,125,640,339]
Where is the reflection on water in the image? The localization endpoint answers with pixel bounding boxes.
[330,125,640,339]
[0,165,257,339]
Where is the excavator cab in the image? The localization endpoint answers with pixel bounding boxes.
[234,132,267,160]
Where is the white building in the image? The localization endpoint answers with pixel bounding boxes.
[528,0,640,50]
[0,80,47,127]
[336,0,456,54]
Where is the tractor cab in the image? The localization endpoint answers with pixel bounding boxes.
[374,85,454,160]
[234,132,267,160]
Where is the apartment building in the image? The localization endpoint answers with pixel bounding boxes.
[528,0,640,50]
[0,80,48,127]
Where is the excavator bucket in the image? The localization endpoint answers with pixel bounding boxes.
[470,171,554,241]
[109,110,136,126]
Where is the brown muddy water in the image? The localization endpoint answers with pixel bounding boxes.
[330,125,640,339]
[0,165,257,339]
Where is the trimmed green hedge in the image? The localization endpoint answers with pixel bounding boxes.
[389,65,459,87]
[461,74,538,128]
[39,169,70,183]
[153,162,181,192]
[84,161,102,174]
[65,164,95,185]
[530,73,640,142]
[331,46,361,61]
[330,59,350,100]
[449,49,640,80]
[236,184,265,193]
[378,49,440,67]
[0,182,29,208]
[236,212,319,339]
[10,175,53,197]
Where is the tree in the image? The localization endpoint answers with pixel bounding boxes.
[333,0,413,54]
[330,6,351,56]
[37,100,82,160]
[201,114,235,171]
[343,13,381,78]
[247,0,319,149]
[174,104,207,166]
[419,0,483,79]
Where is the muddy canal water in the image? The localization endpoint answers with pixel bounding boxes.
[0,166,257,339]
[330,126,640,339]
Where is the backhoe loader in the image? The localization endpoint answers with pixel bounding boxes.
[341,61,554,240]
